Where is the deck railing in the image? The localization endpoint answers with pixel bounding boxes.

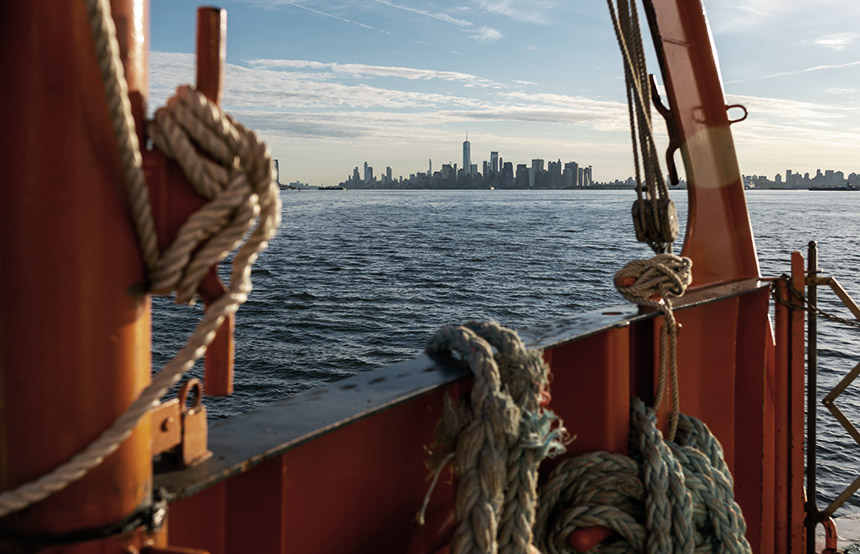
[805,241,860,553]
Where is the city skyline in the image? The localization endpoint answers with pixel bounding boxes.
[150,0,860,185]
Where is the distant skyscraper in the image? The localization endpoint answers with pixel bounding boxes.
[364,161,370,184]
[386,166,392,183]
[463,135,471,176]
[490,151,499,174]
[429,159,432,175]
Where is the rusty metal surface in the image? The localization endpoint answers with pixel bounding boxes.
[155,278,769,500]
[152,399,182,456]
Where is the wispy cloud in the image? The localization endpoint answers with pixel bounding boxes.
[726,60,860,83]
[827,87,859,95]
[247,58,504,87]
[375,0,503,42]
[476,0,556,25]
[275,2,391,34]
[810,32,859,51]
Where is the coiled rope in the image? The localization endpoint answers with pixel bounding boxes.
[0,0,281,517]
[534,399,751,554]
[423,321,568,554]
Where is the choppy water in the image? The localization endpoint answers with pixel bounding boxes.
[152,189,860,513]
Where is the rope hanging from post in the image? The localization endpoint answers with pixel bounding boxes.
[615,254,691,440]
[423,320,568,554]
[0,0,281,518]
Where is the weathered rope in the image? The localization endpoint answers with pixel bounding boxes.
[424,321,568,554]
[0,0,281,518]
[535,398,751,554]
[615,254,692,440]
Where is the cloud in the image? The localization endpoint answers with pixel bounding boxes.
[827,88,859,95]
[476,0,556,24]
[810,32,859,51]
[246,58,503,87]
[279,2,391,35]
[375,0,502,42]
[726,60,860,83]
[472,27,503,43]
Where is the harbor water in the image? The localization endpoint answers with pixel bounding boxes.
[152,188,860,513]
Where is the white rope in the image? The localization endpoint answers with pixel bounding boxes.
[0,0,281,518]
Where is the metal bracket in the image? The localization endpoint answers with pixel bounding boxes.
[649,74,680,186]
[151,378,212,467]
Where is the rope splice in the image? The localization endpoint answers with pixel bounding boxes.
[423,320,568,554]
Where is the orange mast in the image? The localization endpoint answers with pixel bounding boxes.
[0,0,152,546]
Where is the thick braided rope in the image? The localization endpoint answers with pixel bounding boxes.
[465,322,567,554]
[535,399,750,554]
[0,0,281,518]
[615,254,692,440]
[426,321,566,554]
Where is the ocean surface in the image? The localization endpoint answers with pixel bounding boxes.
[152,189,860,513]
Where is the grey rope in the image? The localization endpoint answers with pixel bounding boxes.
[535,398,751,554]
[424,320,567,554]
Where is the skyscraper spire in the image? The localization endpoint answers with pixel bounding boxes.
[463,133,471,176]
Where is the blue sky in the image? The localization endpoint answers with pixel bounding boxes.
[150,0,860,185]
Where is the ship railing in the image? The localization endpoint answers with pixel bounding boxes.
[804,240,860,554]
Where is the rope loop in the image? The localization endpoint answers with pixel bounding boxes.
[535,399,750,554]
[424,320,568,554]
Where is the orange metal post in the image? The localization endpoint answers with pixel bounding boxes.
[645,0,760,287]
[0,0,151,539]
[144,6,234,397]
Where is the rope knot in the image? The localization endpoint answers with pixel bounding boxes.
[614,253,692,310]
[422,320,567,554]
[146,85,281,304]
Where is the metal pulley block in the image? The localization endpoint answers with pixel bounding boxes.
[632,197,680,245]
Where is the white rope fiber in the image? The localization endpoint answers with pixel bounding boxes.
[0,0,281,518]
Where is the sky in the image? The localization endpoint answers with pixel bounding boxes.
[149,0,860,185]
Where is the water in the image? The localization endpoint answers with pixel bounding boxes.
[152,188,860,513]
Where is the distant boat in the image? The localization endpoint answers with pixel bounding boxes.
[318,185,347,190]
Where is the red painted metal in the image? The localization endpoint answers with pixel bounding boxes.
[143,6,234,398]
[645,0,760,287]
[0,0,152,540]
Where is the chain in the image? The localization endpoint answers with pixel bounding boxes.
[771,276,860,330]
